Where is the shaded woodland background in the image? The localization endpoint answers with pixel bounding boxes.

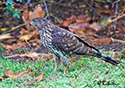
[0,0,125,87]
[0,0,125,63]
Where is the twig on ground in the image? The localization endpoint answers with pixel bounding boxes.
[111,37,125,43]
[112,0,119,27]
[42,0,51,21]
[13,2,24,7]
[25,0,31,7]
[7,22,29,33]
[105,14,125,26]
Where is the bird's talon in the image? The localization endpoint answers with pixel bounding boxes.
[54,66,57,72]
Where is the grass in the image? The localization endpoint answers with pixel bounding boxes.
[0,52,125,88]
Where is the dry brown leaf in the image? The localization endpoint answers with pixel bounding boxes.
[41,86,44,88]
[20,28,29,35]
[20,52,40,60]
[2,44,14,50]
[5,52,52,61]
[114,52,120,59]
[98,10,111,14]
[19,31,38,41]
[76,19,85,23]
[30,31,39,39]
[0,77,4,80]
[63,20,72,27]
[87,32,99,38]
[89,22,101,31]
[3,70,33,80]
[46,57,54,61]
[2,42,26,50]
[5,39,17,43]
[76,15,88,23]
[29,4,45,21]
[122,50,125,55]
[31,38,42,44]
[22,4,45,31]
[22,7,31,30]
[68,23,89,32]
[68,23,89,37]
[121,27,125,33]
[63,15,76,27]
[71,58,76,62]
[0,33,13,40]
[34,72,45,82]
[22,7,29,23]
[111,38,125,43]
[19,34,32,41]
[92,38,111,45]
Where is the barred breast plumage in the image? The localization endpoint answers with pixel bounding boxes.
[30,17,121,74]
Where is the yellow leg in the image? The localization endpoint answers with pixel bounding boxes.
[64,66,67,75]
[54,66,57,72]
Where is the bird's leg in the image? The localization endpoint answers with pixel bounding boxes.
[54,65,57,72]
[54,59,60,72]
[64,66,67,75]
[53,54,61,72]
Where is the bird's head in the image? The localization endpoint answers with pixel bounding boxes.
[30,17,49,30]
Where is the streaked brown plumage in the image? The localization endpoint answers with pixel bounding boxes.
[30,17,120,74]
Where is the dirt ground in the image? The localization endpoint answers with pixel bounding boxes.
[0,0,125,62]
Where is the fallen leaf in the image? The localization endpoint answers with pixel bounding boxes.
[2,44,13,50]
[91,38,111,45]
[29,4,45,21]
[31,38,42,44]
[3,70,33,80]
[114,52,120,59]
[63,15,76,27]
[20,28,29,35]
[34,72,45,82]
[98,10,111,14]
[40,86,44,88]
[46,57,54,61]
[0,28,8,31]
[122,50,125,55]
[87,32,99,38]
[2,42,26,50]
[5,39,17,43]
[71,58,76,62]
[68,22,89,36]
[90,22,101,31]
[5,52,52,60]
[19,34,32,41]
[121,27,125,33]
[19,31,39,41]
[0,33,13,40]
[19,52,40,60]
[111,38,125,43]
[22,4,45,31]
[22,7,31,30]
[0,77,4,80]
[76,14,88,23]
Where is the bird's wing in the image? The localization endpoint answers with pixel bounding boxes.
[51,29,98,55]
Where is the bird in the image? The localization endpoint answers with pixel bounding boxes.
[30,17,120,75]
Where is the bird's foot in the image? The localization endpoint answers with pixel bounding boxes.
[64,66,67,75]
[54,66,57,72]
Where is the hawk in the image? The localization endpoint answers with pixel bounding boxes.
[30,17,120,74]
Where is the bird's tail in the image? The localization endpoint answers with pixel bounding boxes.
[99,53,120,65]
[89,48,120,65]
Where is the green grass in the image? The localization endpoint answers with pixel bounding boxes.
[0,53,125,88]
